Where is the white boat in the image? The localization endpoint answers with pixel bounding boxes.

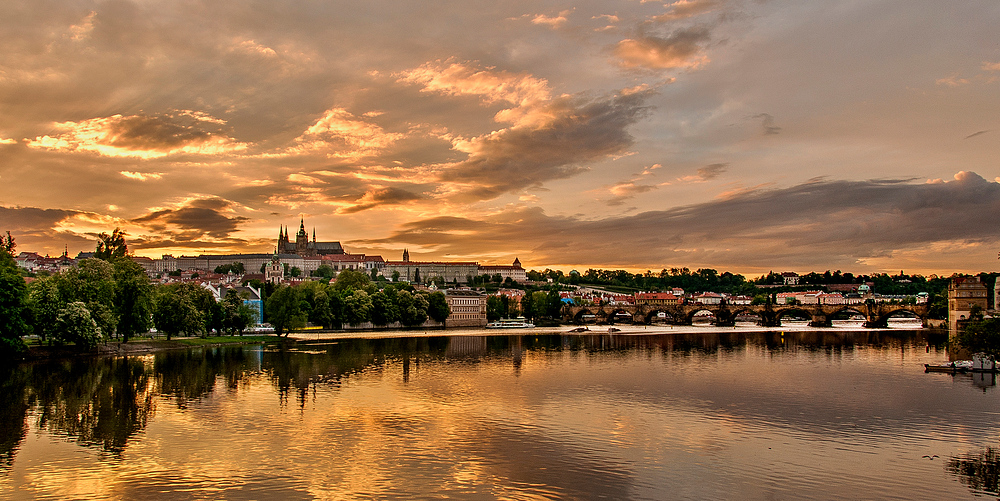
[486,317,535,329]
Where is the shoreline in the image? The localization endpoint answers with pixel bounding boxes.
[18,321,939,361]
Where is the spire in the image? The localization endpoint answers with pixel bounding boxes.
[403,249,409,262]
[313,227,316,243]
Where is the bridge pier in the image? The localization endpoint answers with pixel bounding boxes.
[864,317,888,329]
[810,314,832,328]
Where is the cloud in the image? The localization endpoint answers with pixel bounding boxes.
[982,62,1000,71]
[25,112,248,159]
[697,163,727,179]
[613,26,711,70]
[131,197,250,242]
[936,75,970,87]
[360,171,1000,272]
[0,138,16,145]
[964,130,990,139]
[397,60,554,128]
[276,108,405,160]
[531,10,572,29]
[751,113,781,135]
[340,187,425,214]
[120,171,163,181]
[438,90,653,200]
[654,0,720,22]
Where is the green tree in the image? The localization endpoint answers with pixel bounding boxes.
[413,268,421,284]
[486,295,503,321]
[957,319,1000,362]
[427,291,450,324]
[221,290,255,335]
[344,290,373,326]
[370,289,399,326]
[391,270,400,282]
[112,258,152,342]
[530,291,549,320]
[94,228,129,260]
[290,266,302,277]
[53,302,101,350]
[62,259,118,338]
[27,276,62,343]
[313,264,335,281]
[266,284,305,336]
[151,283,215,338]
[333,269,372,293]
[0,235,29,354]
[397,290,428,327]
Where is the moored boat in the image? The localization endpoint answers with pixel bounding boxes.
[924,360,973,373]
[486,317,535,329]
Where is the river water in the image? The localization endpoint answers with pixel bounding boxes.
[2,328,998,500]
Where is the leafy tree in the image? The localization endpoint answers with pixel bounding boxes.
[113,258,152,342]
[152,283,215,338]
[266,284,304,336]
[0,236,29,354]
[290,266,302,277]
[486,296,503,321]
[27,276,62,343]
[333,269,372,293]
[62,259,118,338]
[52,302,101,350]
[221,290,255,335]
[370,289,399,326]
[343,290,373,326]
[312,264,335,281]
[413,268,421,284]
[957,319,1000,362]
[427,291,450,323]
[397,290,428,327]
[391,270,400,282]
[94,228,129,260]
[530,291,549,320]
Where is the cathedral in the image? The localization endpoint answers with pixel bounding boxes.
[277,219,345,256]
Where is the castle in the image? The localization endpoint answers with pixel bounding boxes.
[277,218,345,256]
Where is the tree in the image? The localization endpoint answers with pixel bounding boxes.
[53,302,101,350]
[290,266,302,277]
[332,269,372,293]
[113,258,152,342]
[397,290,428,327]
[27,276,62,344]
[343,290,373,326]
[413,268,421,284]
[391,270,400,282]
[221,290,255,335]
[371,289,399,326]
[62,258,118,338]
[957,319,1000,362]
[313,264,335,281]
[486,296,503,321]
[0,236,29,354]
[94,228,129,260]
[265,284,304,336]
[427,291,450,324]
[152,284,207,339]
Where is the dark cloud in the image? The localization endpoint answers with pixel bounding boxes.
[0,206,94,253]
[440,91,652,200]
[752,113,781,135]
[697,163,727,180]
[340,187,425,214]
[359,172,1000,272]
[131,198,249,241]
[964,130,990,139]
[613,26,712,70]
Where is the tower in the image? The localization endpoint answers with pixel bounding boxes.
[296,217,308,250]
[403,249,409,262]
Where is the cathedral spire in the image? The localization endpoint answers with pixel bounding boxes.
[313,227,316,243]
[403,249,409,262]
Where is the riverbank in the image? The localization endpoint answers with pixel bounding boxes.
[21,335,287,361]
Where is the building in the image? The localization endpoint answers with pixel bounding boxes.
[445,289,487,327]
[478,258,528,283]
[781,272,800,286]
[949,275,989,331]
[634,292,680,306]
[383,250,478,284]
[277,218,345,256]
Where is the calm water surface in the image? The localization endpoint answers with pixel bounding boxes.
[2,330,999,500]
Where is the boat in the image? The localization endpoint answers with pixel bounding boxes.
[924,360,973,373]
[486,317,535,329]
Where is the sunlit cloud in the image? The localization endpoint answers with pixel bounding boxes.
[531,10,573,29]
[653,0,720,22]
[0,137,16,145]
[120,171,164,181]
[279,108,404,160]
[936,74,970,87]
[614,27,711,70]
[25,112,248,159]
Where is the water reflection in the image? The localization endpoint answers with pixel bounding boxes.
[948,447,1000,497]
[1,329,995,500]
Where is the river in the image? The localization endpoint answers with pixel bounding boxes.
[1,327,998,500]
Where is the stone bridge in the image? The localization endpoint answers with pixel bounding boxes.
[563,302,931,328]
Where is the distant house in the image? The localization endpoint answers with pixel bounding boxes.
[781,272,800,286]
[634,292,680,306]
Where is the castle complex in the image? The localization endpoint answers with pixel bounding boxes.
[277,218,345,256]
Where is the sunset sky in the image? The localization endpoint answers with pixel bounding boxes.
[2,0,999,276]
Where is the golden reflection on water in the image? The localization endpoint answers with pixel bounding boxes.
[1,330,999,500]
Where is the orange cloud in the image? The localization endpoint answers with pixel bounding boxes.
[280,108,404,160]
[26,112,247,159]
[614,27,711,70]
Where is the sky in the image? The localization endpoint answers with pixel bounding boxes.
[1,0,999,277]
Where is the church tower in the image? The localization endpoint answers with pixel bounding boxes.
[403,249,409,262]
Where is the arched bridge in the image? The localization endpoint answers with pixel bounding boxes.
[563,302,931,328]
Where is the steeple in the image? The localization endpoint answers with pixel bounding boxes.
[403,249,409,262]
[299,217,306,236]
[313,227,316,243]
